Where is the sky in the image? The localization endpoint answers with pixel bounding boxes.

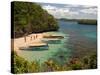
[39,3,97,19]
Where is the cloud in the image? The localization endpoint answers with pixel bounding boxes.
[42,5,57,10]
[41,4,97,19]
[80,7,97,14]
[80,6,97,9]
[64,5,81,8]
[42,5,70,18]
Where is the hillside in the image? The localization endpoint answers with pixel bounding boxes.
[11,1,59,38]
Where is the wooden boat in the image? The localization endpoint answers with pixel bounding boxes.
[43,35,64,39]
[19,42,48,50]
[42,38,62,44]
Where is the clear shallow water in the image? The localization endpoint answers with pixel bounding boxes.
[17,32,70,63]
[17,20,97,64]
[58,21,97,58]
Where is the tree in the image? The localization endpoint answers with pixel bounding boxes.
[12,1,59,38]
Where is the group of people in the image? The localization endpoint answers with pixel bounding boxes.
[24,34,38,42]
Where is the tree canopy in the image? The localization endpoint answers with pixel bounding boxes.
[12,1,59,38]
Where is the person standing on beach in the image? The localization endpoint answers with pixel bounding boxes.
[22,28,27,42]
[33,34,35,40]
[36,34,38,39]
[30,35,32,41]
[24,33,27,42]
[24,36,26,42]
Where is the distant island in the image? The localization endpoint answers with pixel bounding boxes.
[12,1,59,38]
[58,18,97,25]
[77,19,97,25]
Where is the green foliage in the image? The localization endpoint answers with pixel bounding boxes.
[70,63,83,70]
[11,51,97,74]
[87,53,97,69]
[12,1,59,38]
[78,19,97,25]
[58,18,97,25]
[67,58,83,70]
[81,53,97,69]
[11,51,40,74]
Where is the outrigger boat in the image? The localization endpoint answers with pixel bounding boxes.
[19,42,48,50]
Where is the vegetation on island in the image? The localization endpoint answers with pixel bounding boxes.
[77,19,97,25]
[11,51,97,74]
[12,1,59,38]
[58,18,97,25]
[58,18,77,22]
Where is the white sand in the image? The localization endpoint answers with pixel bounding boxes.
[11,33,47,51]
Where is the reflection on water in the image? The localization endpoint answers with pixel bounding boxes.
[17,20,97,64]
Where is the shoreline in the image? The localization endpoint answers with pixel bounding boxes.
[11,33,48,51]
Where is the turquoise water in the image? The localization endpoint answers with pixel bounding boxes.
[17,20,97,64]
[58,21,97,58]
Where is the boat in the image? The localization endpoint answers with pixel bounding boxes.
[19,45,48,50]
[43,35,64,39]
[42,38,62,44]
[19,42,49,50]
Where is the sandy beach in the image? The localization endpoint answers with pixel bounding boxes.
[11,33,48,51]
